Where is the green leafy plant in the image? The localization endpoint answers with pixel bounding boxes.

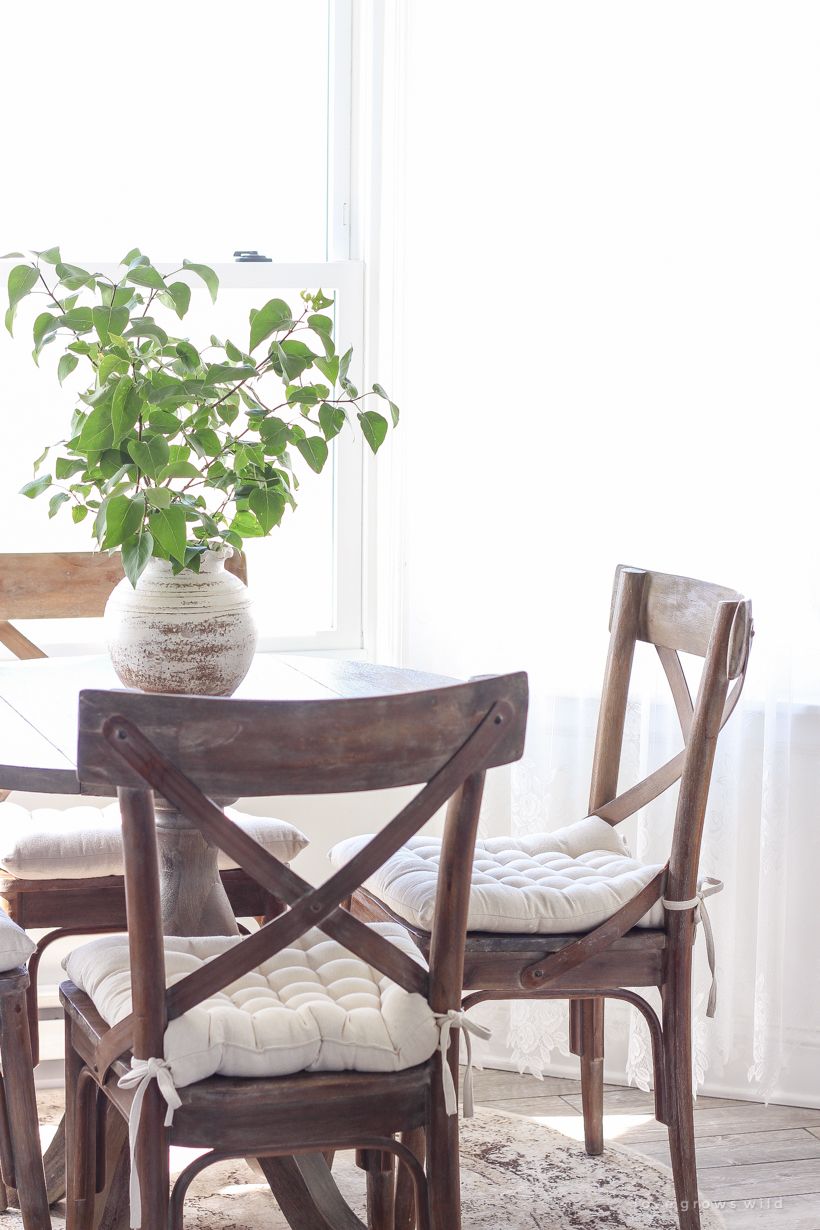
[3,247,399,585]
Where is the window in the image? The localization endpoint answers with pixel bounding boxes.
[0,1,363,653]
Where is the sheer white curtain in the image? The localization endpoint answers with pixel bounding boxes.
[362,1,820,1105]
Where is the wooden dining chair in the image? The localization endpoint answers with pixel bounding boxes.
[61,672,528,1230]
[0,551,283,1063]
[346,566,752,1230]
[0,900,55,1228]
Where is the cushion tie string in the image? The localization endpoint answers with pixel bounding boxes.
[434,1009,492,1118]
[662,876,724,1018]
[117,1056,181,1229]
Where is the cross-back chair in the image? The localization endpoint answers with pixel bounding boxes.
[61,673,528,1230]
[348,566,752,1230]
[0,552,281,1055]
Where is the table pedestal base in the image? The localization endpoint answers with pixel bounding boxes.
[154,801,239,938]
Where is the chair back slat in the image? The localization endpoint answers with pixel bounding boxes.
[78,674,528,797]
[589,568,645,812]
[0,553,124,620]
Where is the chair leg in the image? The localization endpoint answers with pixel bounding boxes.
[0,975,50,1230]
[356,1147,395,1230]
[570,998,604,1155]
[395,1128,425,1230]
[664,924,701,1230]
[425,1037,461,1230]
[135,1082,170,1230]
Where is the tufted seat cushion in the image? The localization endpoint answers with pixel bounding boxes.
[62,923,439,1090]
[329,816,665,934]
[0,904,35,971]
[0,802,308,880]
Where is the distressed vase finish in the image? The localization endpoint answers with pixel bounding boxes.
[104,549,257,696]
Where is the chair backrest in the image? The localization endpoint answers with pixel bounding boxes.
[591,566,753,903]
[76,673,528,1069]
[0,551,248,660]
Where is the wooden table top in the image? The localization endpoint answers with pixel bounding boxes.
[0,654,456,794]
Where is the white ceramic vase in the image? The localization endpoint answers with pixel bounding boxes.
[104,548,258,697]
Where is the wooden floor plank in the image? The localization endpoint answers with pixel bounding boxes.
[561,1087,742,1115]
[716,1193,820,1230]
[631,1129,820,1171]
[696,1157,820,1201]
[622,1105,820,1144]
[468,1069,591,1099]
[477,1094,578,1117]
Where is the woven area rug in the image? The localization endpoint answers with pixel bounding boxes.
[16,1096,726,1229]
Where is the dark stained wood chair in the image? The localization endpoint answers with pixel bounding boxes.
[0,965,52,1228]
[0,551,277,1069]
[61,673,528,1230]
[352,566,753,1230]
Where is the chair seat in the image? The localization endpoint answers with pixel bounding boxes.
[62,922,440,1092]
[0,802,307,880]
[330,816,666,934]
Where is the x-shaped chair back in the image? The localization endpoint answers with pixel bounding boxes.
[516,566,752,991]
[76,674,528,1073]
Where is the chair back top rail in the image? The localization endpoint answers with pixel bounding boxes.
[78,673,529,797]
[610,564,749,661]
[0,550,248,623]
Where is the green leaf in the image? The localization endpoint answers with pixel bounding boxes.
[72,504,88,524]
[157,281,191,319]
[36,247,61,265]
[249,298,292,352]
[157,460,201,480]
[203,363,256,385]
[148,505,187,562]
[0,252,24,259]
[217,402,238,426]
[33,444,50,474]
[92,304,129,345]
[121,530,154,587]
[57,307,94,334]
[33,311,59,353]
[271,342,310,383]
[295,435,328,474]
[187,428,221,457]
[235,443,263,470]
[55,357,79,395]
[319,403,345,440]
[229,509,264,538]
[126,265,167,291]
[122,318,168,346]
[175,341,200,372]
[248,486,286,533]
[103,494,145,549]
[259,417,291,455]
[20,474,52,498]
[128,433,170,477]
[287,385,320,406]
[111,378,142,442]
[182,260,219,303]
[357,410,388,453]
[314,354,339,385]
[145,487,172,509]
[225,339,242,362]
[146,409,183,435]
[120,248,141,266]
[48,491,70,518]
[79,406,115,453]
[55,262,94,291]
[339,346,353,383]
[56,457,86,480]
[372,383,400,426]
[5,264,39,335]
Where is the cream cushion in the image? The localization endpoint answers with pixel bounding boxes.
[329,816,665,933]
[0,905,35,971]
[63,923,439,1090]
[0,802,308,880]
